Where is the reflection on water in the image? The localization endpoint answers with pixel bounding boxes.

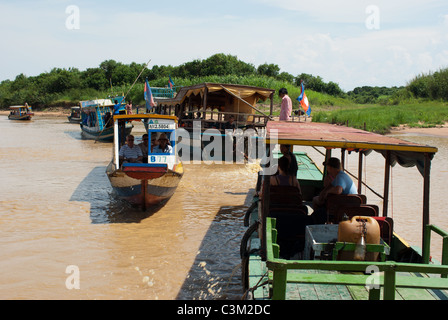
[0,115,259,299]
[1,115,447,300]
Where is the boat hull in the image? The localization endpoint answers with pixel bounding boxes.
[68,116,81,123]
[80,123,132,141]
[106,162,183,208]
[8,114,32,120]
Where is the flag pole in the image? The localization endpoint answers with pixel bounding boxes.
[123,59,152,101]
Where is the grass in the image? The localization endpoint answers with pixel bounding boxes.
[311,101,448,134]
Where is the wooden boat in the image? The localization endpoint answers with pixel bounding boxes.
[8,104,34,120]
[148,83,275,161]
[106,114,184,211]
[241,121,448,300]
[79,96,132,141]
[67,106,81,123]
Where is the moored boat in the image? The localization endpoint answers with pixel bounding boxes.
[148,83,275,161]
[79,96,132,141]
[67,106,81,123]
[8,104,34,120]
[241,121,448,300]
[106,113,183,211]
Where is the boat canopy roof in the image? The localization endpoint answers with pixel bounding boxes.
[113,114,178,123]
[9,105,28,109]
[155,83,274,106]
[267,121,438,175]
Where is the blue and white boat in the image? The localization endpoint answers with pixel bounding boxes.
[79,96,132,141]
[106,114,183,211]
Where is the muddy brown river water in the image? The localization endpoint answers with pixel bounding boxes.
[0,115,447,299]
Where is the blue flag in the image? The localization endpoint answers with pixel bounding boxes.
[297,82,311,116]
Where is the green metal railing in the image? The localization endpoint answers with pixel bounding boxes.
[265,217,448,300]
[423,224,448,273]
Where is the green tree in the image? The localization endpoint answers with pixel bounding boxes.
[257,63,280,77]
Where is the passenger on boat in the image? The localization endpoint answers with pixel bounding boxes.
[119,135,143,164]
[223,115,237,131]
[312,157,357,222]
[150,132,158,152]
[280,144,298,177]
[279,88,292,121]
[152,133,173,154]
[104,112,112,127]
[270,156,302,192]
[113,100,125,115]
[138,134,149,163]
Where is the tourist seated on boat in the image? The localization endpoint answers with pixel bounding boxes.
[280,144,298,177]
[150,132,158,152]
[152,133,173,154]
[223,115,237,131]
[119,135,143,165]
[270,156,302,193]
[138,134,149,163]
[312,157,357,223]
[104,112,112,127]
[113,100,125,115]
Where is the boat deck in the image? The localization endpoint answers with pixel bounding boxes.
[247,241,448,300]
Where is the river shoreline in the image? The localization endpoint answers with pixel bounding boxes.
[2,108,448,137]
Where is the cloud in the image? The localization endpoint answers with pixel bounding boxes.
[2,0,448,92]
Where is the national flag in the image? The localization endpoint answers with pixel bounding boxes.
[297,82,311,116]
[144,79,156,111]
[168,76,175,90]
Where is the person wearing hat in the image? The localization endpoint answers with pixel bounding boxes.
[152,133,173,154]
[312,157,357,221]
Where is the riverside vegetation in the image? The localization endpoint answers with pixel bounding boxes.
[1,53,448,133]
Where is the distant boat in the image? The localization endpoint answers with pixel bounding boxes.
[67,106,81,123]
[106,113,184,211]
[8,104,34,120]
[79,96,132,141]
[149,82,275,161]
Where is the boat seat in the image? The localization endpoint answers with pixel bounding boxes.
[271,210,314,259]
[326,194,363,222]
[372,217,394,245]
[334,205,379,223]
[269,185,305,213]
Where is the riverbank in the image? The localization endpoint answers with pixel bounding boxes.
[390,123,448,137]
[3,107,448,138]
[0,107,70,118]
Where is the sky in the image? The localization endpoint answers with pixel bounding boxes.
[1,0,448,91]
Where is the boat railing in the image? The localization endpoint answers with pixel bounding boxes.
[265,217,448,300]
[423,224,448,269]
[151,87,177,99]
[178,110,270,131]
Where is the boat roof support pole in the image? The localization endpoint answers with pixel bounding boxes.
[218,85,272,119]
[422,152,431,256]
[114,120,119,167]
[261,170,271,262]
[358,152,363,194]
[323,148,332,181]
[270,92,274,117]
[383,151,391,217]
[341,148,346,170]
[202,86,208,114]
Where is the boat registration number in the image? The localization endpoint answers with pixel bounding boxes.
[147,123,173,129]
